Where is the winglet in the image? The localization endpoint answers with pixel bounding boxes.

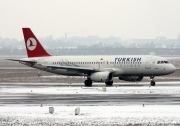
[22,28,51,57]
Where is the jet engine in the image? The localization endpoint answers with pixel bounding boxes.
[90,72,113,82]
[119,76,143,81]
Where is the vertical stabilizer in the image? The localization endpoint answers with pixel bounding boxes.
[22,28,51,57]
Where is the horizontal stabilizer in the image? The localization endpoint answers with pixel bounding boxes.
[7,59,37,63]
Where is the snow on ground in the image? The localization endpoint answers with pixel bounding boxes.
[0,105,180,125]
[1,82,180,125]
[1,82,180,94]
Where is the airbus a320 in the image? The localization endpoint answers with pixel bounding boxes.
[9,28,176,86]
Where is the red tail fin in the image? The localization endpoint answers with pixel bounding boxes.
[22,28,51,57]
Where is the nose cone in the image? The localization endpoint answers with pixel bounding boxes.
[168,64,176,74]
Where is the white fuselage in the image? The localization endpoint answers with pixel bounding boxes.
[20,55,176,77]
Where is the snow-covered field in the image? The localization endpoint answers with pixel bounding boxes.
[0,105,180,125]
[1,82,180,94]
[1,82,180,125]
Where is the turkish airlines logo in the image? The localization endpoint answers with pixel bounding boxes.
[26,38,37,51]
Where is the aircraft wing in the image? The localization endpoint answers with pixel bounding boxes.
[45,65,98,74]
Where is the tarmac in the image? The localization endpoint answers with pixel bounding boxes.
[1,82,180,105]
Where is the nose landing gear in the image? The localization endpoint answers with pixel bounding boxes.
[150,76,156,86]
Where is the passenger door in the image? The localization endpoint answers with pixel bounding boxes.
[145,57,152,69]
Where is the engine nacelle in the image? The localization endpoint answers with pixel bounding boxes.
[119,76,143,82]
[90,72,113,82]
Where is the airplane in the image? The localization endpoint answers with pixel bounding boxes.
[9,28,176,87]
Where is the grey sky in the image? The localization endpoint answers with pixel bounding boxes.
[0,0,180,40]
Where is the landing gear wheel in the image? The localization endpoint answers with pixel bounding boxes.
[150,76,156,86]
[84,80,92,87]
[105,81,113,86]
[150,81,156,86]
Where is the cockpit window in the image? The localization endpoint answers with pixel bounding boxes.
[157,61,169,64]
[164,61,169,64]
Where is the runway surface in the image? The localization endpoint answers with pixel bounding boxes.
[1,93,180,105]
[0,82,180,105]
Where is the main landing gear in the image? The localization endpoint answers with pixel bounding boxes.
[150,76,156,86]
[84,79,92,87]
[84,79,113,87]
[105,81,113,86]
